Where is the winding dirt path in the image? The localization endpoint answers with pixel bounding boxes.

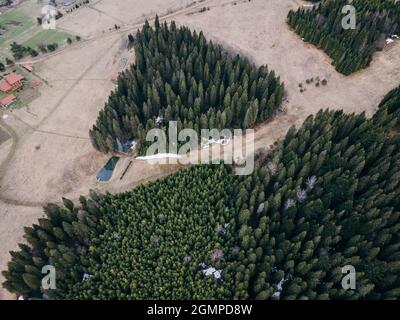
[0,118,18,187]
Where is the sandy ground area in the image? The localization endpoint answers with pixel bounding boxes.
[1,0,400,299]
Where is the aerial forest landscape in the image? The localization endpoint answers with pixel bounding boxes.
[0,0,399,307]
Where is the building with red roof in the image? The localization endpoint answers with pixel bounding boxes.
[0,73,24,93]
[23,64,33,72]
[0,94,16,107]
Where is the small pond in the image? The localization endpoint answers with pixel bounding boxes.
[96,156,120,182]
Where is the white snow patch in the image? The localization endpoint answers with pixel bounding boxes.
[199,262,223,280]
[257,203,265,214]
[272,274,292,299]
[277,277,285,291]
[82,273,93,281]
[201,138,231,149]
[202,267,222,279]
[306,176,317,190]
[136,153,182,160]
[203,267,217,276]
[156,116,164,124]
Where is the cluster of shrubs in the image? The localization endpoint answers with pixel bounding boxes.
[298,77,327,93]
[10,36,82,61]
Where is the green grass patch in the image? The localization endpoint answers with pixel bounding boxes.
[22,29,72,49]
[9,97,23,110]
[0,9,34,46]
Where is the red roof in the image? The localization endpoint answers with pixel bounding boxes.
[0,72,24,92]
[4,73,24,85]
[0,81,12,92]
[0,94,16,107]
[23,64,33,72]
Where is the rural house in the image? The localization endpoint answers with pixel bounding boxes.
[22,64,33,72]
[0,94,16,107]
[0,72,24,93]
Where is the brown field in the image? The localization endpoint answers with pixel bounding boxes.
[1,0,400,299]
[57,0,200,37]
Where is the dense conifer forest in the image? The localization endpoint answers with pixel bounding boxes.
[89,17,284,154]
[379,85,400,112]
[287,0,400,75]
[3,84,400,299]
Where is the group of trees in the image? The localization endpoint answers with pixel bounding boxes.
[89,17,284,154]
[0,57,13,71]
[287,0,400,75]
[232,101,400,299]
[378,85,400,112]
[4,84,400,299]
[0,1,12,8]
[10,41,60,60]
[10,42,38,59]
[2,166,239,299]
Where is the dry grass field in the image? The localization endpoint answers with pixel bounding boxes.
[57,0,199,37]
[1,0,400,299]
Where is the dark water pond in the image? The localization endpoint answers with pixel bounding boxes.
[96,156,120,181]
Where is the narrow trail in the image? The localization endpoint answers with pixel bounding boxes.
[87,5,127,25]
[4,111,90,140]
[0,118,18,182]
[0,114,87,207]
[35,38,121,130]
[35,130,89,140]
[0,118,45,207]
